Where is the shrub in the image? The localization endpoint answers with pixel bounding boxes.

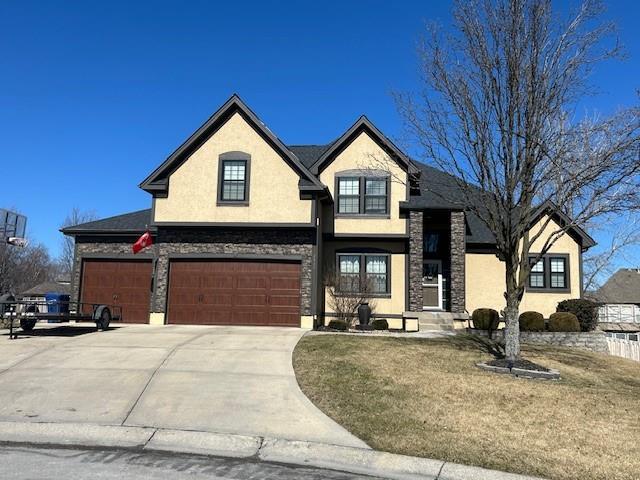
[371,319,388,330]
[472,308,500,331]
[556,299,599,332]
[547,312,580,332]
[328,319,348,331]
[519,311,544,331]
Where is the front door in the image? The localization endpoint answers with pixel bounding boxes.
[422,260,443,310]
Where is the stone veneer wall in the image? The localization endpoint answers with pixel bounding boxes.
[450,211,466,313]
[408,210,424,312]
[152,229,315,316]
[482,330,609,354]
[72,229,315,319]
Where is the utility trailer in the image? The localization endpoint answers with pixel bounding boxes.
[0,294,122,340]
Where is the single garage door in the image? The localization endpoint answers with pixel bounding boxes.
[167,260,301,326]
[81,259,152,323]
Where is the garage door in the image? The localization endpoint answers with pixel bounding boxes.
[167,260,301,326]
[81,259,152,323]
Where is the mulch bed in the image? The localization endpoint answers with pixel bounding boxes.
[486,358,551,372]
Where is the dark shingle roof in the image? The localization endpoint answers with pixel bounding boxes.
[61,209,152,234]
[21,281,71,296]
[288,145,332,169]
[594,269,640,304]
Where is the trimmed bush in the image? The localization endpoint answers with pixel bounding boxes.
[556,299,599,332]
[547,312,580,332]
[371,319,389,330]
[328,319,348,331]
[472,308,500,331]
[519,311,544,331]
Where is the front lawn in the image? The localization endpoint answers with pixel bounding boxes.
[293,334,640,480]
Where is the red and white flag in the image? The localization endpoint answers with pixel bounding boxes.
[132,231,152,254]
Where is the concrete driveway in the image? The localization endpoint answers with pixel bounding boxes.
[0,324,366,448]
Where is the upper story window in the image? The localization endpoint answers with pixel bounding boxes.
[218,152,250,204]
[336,173,389,216]
[528,255,569,292]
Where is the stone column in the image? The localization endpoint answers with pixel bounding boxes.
[408,210,424,312]
[450,211,466,313]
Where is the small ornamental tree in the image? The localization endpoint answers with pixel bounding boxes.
[324,270,376,328]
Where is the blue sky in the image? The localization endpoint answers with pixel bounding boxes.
[1,0,638,262]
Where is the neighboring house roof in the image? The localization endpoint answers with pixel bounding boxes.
[21,281,71,297]
[599,322,640,333]
[139,94,325,195]
[61,209,153,235]
[593,268,640,304]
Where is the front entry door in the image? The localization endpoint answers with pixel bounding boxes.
[422,260,443,310]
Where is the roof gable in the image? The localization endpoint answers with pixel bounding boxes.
[309,116,418,176]
[139,95,324,194]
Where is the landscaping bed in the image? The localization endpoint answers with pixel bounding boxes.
[293,334,640,480]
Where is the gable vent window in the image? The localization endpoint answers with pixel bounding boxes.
[336,175,389,216]
[218,153,250,204]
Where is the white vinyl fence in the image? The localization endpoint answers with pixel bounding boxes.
[607,338,640,362]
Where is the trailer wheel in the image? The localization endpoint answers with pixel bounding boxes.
[20,318,37,332]
[94,306,111,331]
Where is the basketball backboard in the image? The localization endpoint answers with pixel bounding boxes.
[0,208,27,240]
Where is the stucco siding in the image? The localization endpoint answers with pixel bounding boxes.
[319,131,408,235]
[322,240,406,318]
[465,216,582,318]
[154,112,312,224]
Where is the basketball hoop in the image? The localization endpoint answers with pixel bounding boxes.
[1,209,27,248]
[6,237,28,248]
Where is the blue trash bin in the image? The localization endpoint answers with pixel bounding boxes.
[45,292,70,321]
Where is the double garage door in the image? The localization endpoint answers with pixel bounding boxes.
[167,260,301,326]
[80,259,301,326]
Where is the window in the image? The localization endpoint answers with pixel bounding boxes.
[527,254,570,292]
[337,178,360,214]
[336,175,389,215]
[529,259,546,288]
[337,253,389,295]
[364,179,387,214]
[549,257,567,289]
[423,233,440,254]
[218,153,250,204]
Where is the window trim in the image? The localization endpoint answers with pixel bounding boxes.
[217,152,251,205]
[334,175,390,218]
[526,253,571,293]
[335,252,391,297]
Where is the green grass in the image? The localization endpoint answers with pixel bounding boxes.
[293,334,640,480]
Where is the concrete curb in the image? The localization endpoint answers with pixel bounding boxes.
[0,421,544,480]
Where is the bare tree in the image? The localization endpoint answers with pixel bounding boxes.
[59,208,97,277]
[396,0,640,361]
[0,242,58,294]
[582,215,640,291]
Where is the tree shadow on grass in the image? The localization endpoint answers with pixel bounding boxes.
[427,334,505,358]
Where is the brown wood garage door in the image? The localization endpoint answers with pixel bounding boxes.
[81,259,152,323]
[167,260,301,326]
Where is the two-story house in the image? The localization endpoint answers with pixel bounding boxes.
[62,95,595,329]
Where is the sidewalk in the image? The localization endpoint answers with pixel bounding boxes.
[0,421,544,480]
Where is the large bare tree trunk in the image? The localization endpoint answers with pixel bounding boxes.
[503,265,521,361]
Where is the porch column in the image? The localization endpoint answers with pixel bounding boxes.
[408,210,424,311]
[450,211,466,313]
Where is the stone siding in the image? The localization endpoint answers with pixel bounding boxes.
[72,229,315,321]
[449,211,466,313]
[477,330,609,354]
[408,210,424,312]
